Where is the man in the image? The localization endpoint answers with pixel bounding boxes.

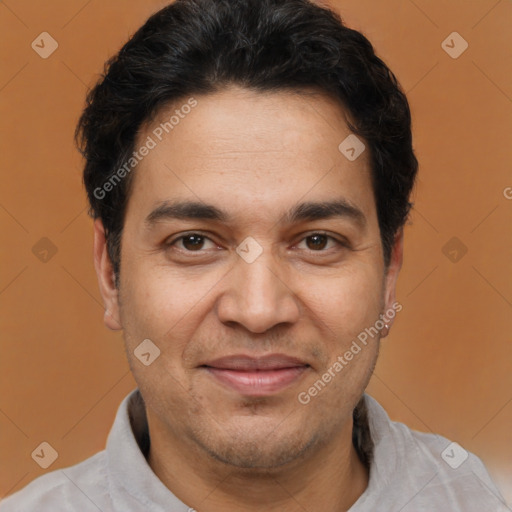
[1,0,508,510]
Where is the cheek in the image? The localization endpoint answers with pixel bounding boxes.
[299,270,382,405]
[301,264,383,339]
[119,258,225,349]
[119,237,383,350]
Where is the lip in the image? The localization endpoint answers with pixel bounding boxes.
[201,354,309,396]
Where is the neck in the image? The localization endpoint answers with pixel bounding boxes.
[146,406,370,512]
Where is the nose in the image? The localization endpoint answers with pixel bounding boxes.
[216,248,301,334]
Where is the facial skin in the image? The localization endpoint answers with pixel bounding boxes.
[94,85,403,512]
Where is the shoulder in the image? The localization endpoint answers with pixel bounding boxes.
[0,451,110,512]
[362,394,510,511]
[405,428,509,510]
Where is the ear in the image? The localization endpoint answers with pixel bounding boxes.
[93,218,123,330]
[381,228,404,337]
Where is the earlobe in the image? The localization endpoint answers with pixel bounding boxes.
[104,308,122,330]
[382,228,404,336]
[93,218,123,331]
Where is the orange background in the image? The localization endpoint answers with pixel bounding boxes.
[1,0,511,505]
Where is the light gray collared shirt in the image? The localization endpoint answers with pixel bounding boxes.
[1,389,509,511]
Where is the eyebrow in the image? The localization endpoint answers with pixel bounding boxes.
[145,198,366,229]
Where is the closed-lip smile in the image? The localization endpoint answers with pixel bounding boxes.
[201,354,310,396]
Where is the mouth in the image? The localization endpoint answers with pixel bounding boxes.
[200,354,310,396]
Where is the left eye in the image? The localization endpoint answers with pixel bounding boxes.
[297,233,342,252]
[168,233,343,252]
[170,234,216,252]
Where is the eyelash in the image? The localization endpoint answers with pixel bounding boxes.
[165,231,348,255]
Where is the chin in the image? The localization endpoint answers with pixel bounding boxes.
[189,422,320,470]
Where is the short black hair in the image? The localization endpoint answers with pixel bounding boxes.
[76,0,418,286]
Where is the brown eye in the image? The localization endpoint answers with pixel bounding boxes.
[305,234,329,251]
[167,233,216,252]
[299,233,345,252]
[180,234,206,251]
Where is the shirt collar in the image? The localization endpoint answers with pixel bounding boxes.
[106,389,190,511]
[105,388,398,511]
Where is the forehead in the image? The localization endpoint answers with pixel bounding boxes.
[126,86,375,227]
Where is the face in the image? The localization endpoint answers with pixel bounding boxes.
[94,85,403,470]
